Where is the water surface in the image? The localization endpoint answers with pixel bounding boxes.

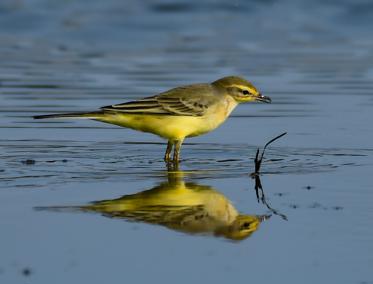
[1,1,373,284]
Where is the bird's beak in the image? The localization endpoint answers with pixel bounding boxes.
[255,93,271,103]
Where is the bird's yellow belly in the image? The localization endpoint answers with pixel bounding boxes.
[96,113,226,141]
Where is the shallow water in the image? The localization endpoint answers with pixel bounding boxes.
[1,1,373,283]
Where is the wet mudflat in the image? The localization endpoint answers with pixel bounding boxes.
[1,1,373,284]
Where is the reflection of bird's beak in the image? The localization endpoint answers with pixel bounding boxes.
[255,93,272,103]
[258,214,272,222]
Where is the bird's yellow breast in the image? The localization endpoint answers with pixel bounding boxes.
[98,114,212,140]
[96,96,237,141]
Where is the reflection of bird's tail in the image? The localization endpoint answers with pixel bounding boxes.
[33,111,104,120]
[34,205,83,212]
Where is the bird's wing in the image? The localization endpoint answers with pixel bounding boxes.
[101,84,218,116]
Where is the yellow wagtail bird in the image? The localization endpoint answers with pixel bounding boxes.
[34,76,271,162]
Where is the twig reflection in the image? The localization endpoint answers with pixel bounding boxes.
[252,174,288,221]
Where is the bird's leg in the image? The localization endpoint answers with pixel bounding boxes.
[164,141,173,162]
[173,140,183,163]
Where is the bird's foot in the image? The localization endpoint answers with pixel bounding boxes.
[165,159,179,171]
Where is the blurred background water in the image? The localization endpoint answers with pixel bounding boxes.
[0,0,372,284]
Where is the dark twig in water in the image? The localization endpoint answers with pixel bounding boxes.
[252,132,287,175]
[250,132,288,220]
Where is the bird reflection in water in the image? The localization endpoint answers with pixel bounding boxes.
[36,171,269,241]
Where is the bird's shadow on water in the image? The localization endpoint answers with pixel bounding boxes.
[35,168,280,242]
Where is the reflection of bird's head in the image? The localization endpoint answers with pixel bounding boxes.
[215,215,262,241]
[212,76,271,104]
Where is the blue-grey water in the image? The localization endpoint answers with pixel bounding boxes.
[1,1,373,283]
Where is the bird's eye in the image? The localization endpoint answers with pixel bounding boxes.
[242,90,249,95]
[241,222,251,229]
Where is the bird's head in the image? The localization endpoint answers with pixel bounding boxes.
[212,76,271,104]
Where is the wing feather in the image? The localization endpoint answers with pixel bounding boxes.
[101,84,219,116]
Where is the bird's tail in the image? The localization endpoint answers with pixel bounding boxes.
[33,111,104,120]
